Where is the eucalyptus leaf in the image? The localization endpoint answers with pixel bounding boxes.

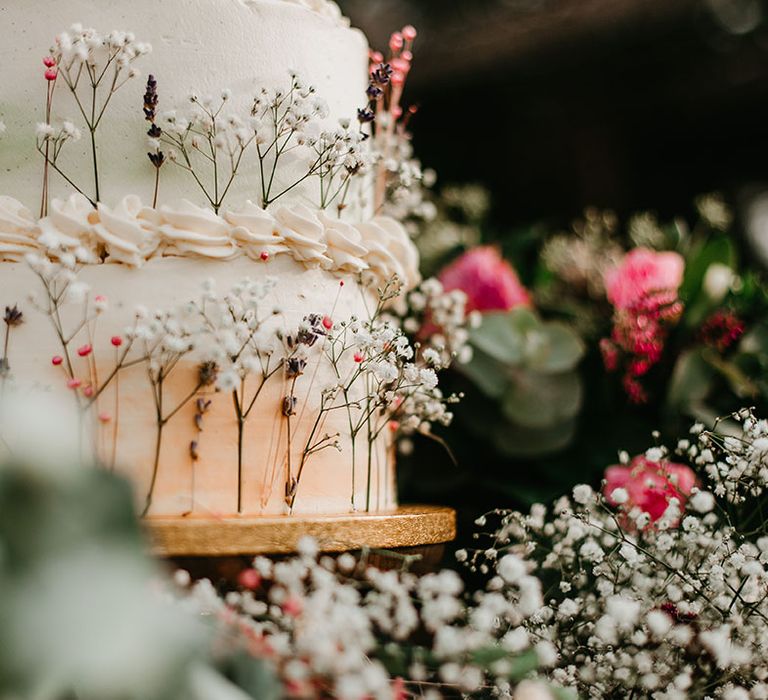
[460,347,510,399]
[526,322,585,374]
[502,370,582,429]
[470,312,526,364]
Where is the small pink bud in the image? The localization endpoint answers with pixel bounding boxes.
[402,25,417,41]
[392,105,403,119]
[111,335,123,347]
[83,385,94,398]
[391,57,410,73]
[370,50,384,64]
[43,56,56,68]
[52,355,63,366]
[94,294,107,303]
[389,32,404,51]
[322,315,333,330]
[44,67,58,81]
[339,280,345,287]
[260,250,269,261]
[389,420,399,432]
[391,71,406,87]
[77,344,92,357]
[401,50,413,61]
[282,595,303,617]
[237,568,262,590]
[98,412,111,423]
[353,352,364,363]
[66,378,81,390]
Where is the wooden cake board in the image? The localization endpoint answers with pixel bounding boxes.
[146,504,456,558]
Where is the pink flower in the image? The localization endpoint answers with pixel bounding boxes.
[439,246,531,313]
[605,248,684,310]
[604,456,697,523]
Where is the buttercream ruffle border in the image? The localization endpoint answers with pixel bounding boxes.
[0,194,420,289]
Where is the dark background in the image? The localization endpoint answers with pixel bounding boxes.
[339,0,768,227]
[337,0,768,542]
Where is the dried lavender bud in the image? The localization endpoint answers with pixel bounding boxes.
[282,395,297,417]
[3,305,23,327]
[147,123,162,139]
[198,360,218,386]
[148,151,166,167]
[189,440,199,461]
[143,74,159,122]
[371,63,392,86]
[357,107,375,124]
[366,85,383,100]
[285,357,307,378]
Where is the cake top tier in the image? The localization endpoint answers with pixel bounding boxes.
[0,0,369,213]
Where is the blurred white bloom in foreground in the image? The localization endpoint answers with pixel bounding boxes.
[0,391,92,475]
[6,548,206,699]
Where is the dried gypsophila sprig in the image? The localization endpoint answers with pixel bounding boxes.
[156,75,372,213]
[174,536,560,700]
[38,25,151,210]
[461,409,768,699]
[281,275,462,513]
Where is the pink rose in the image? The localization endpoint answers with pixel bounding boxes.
[604,456,697,523]
[605,248,685,310]
[439,246,531,313]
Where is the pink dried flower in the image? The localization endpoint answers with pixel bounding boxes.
[237,568,262,591]
[605,248,684,311]
[353,352,364,363]
[439,246,531,314]
[111,335,123,347]
[98,412,111,423]
[369,50,384,64]
[389,32,404,52]
[322,315,333,330]
[77,344,93,357]
[51,355,63,366]
[601,248,685,404]
[260,251,269,262]
[282,595,303,617]
[44,67,58,82]
[604,456,697,523]
[402,25,418,41]
[43,56,56,68]
[66,378,81,390]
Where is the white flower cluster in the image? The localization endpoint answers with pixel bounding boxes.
[158,74,372,211]
[377,125,435,223]
[398,276,476,367]
[179,538,557,699]
[463,409,768,699]
[53,24,151,69]
[186,276,279,393]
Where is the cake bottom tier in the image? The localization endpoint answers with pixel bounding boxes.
[1,255,396,516]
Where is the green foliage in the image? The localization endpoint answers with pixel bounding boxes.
[460,309,585,456]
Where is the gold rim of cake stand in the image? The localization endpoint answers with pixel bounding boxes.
[145,504,456,557]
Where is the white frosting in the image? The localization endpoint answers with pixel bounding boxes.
[37,193,94,251]
[357,217,422,290]
[274,204,332,267]
[0,0,368,211]
[1,197,422,289]
[0,196,38,261]
[318,211,369,274]
[158,200,239,260]
[225,200,288,259]
[275,0,349,26]
[92,196,159,267]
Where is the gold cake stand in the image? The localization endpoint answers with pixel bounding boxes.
[146,504,456,557]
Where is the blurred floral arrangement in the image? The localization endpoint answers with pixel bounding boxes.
[400,185,768,505]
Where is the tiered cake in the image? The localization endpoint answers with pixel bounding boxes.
[0,0,432,525]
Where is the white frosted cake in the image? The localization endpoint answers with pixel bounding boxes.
[0,0,431,519]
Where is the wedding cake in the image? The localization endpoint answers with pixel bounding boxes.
[0,0,432,520]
